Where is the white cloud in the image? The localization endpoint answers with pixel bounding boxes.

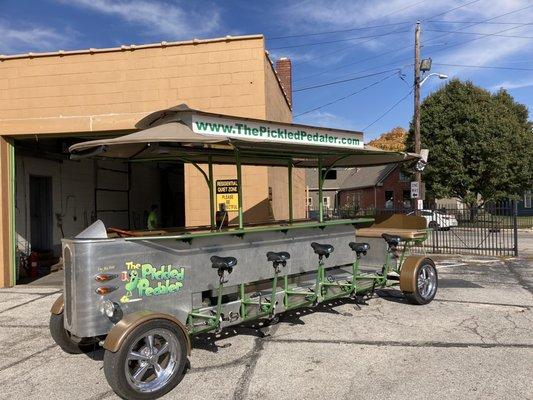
[0,22,74,54]
[59,0,221,39]
[490,77,533,91]
[294,110,356,130]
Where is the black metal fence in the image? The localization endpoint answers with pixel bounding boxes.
[309,202,523,256]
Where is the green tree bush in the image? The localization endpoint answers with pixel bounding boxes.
[407,79,532,207]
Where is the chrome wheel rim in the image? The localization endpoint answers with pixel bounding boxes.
[417,264,437,300]
[125,328,180,393]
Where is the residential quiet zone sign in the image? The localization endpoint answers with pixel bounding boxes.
[216,180,239,212]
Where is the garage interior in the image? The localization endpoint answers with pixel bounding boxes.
[14,134,185,283]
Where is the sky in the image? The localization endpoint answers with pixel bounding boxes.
[1,0,532,141]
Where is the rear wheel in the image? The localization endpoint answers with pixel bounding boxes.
[401,260,438,305]
[49,313,97,354]
[103,319,188,400]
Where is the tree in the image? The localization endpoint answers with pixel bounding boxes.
[368,127,407,151]
[406,79,532,207]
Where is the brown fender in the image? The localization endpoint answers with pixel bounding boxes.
[103,310,191,355]
[50,294,64,315]
[400,256,435,293]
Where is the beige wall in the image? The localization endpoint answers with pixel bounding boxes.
[264,58,306,220]
[0,37,267,135]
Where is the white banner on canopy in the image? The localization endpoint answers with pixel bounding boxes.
[191,114,364,149]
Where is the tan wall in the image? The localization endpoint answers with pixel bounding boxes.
[264,59,306,220]
[0,38,266,135]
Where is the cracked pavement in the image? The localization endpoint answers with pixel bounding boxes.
[0,256,532,400]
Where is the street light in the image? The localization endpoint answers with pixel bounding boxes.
[420,73,448,87]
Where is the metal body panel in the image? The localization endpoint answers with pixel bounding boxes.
[62,224,357,338]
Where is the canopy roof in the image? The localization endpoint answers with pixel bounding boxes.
[69,104,419,168]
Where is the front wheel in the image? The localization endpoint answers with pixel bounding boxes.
[428,221,439,229]
[103,319,188,400]
[400,258,438,305]
[49,313,97,354]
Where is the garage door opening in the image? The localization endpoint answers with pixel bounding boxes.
[14,135,185,284]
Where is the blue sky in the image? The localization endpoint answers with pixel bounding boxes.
[1,0,532,141]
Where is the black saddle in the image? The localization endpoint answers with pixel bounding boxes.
[210,256,237,271]
[381,233,401,247]
[311,242,334,257]
[266,251,290,263]
[349,242,370,255]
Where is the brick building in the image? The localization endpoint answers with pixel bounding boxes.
[338,165,412,212]
[311,165,412,213]
[0,34,306,287]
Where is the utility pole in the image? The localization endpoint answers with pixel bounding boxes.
[413,21,421,213]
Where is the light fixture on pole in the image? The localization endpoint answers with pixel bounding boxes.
[420,73,448,87]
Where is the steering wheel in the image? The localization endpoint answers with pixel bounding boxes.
[107,227,138,238]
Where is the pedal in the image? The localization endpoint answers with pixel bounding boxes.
[223,311,239,322]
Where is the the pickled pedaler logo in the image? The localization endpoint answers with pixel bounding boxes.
[120,261,185,303]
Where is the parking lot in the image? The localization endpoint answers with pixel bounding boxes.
[1,255,532,400]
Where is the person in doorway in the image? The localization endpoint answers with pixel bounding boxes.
[147,204,159,230]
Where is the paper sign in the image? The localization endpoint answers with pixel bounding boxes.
[216,180,239,212]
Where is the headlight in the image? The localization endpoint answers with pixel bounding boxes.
[103,300,120,319]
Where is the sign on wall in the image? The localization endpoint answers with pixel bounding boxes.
[191,114,364,149]
[216,180,239,212]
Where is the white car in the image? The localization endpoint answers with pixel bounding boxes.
[409,210,459,230]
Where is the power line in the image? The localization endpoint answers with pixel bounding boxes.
[293,3,531,84]
[293,72,398,118]
[433,63,533,71]
[293,1,482,83]
[268,0,426,42]
[425,21,533,58]
[427,20,533,25]
[426,28,533,40]
[269,30,410,50]
[267,21,412,40]
[280,0,429,74]
[426,0,483,20]
[294,69,401,92]
[362,89,414,131]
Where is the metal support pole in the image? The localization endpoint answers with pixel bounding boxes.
[318,156,323,223]
[413,21,422,213]
[235,149,244,229]
[208,156,215,230]
[513,200,519,256]
[288,160,293,223]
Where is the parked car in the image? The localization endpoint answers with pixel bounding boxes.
[409,209,459,230]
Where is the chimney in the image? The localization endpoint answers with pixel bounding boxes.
[275,57,292,106]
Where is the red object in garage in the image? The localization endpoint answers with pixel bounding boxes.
[29,252,39,278]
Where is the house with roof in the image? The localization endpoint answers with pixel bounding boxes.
[306,165,413,215]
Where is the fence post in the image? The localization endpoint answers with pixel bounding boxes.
[512,200,519,257]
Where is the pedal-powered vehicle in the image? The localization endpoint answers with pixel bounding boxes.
[49,105,437,400]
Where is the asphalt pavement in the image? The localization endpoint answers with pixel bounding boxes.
[0,255,532,400]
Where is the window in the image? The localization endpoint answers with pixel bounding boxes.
[399,171,410,182]
[402,190,411,208]
[322,169,337,180]
[385,191,394,209]
[307,197,313,207]
[525,190,532,208]
[323,196,331,209]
